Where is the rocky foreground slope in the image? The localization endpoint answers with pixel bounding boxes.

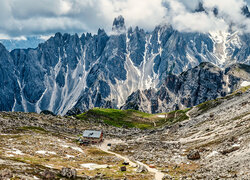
[112,87,250,179]
[0,111,155,179]
[0,86,249,179]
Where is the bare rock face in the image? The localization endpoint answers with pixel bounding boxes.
[187,150,201,160]
[122,62,250,113]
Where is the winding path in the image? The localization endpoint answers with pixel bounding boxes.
[98,139,165,180]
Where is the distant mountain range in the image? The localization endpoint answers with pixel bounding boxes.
[0,16,249,115]
[0,36,45,51]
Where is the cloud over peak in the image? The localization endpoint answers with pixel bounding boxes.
[0,0,249,39]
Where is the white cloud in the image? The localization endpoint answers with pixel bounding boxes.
[172,12,228,32]
[163,0,229,33]
[39,35,53,41]
[203,0,249,32]
[107,0,167,30]
[0,0,249,39]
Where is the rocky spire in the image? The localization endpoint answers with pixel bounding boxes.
[242,5,250,18]
[195,2,205,13]
[112,15,126,33]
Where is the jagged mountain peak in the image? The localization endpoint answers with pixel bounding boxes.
[112,15,126,33]
[195,2,206,13]
[97,28,106,35]
[242,5,250,18]
[194,2,250,18]
[0,18,249,115]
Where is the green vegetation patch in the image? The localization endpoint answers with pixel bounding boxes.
[87,148,111,156]
[157,108,191,126]
[232,85,250,94]
[76,108,191,129]
[196,98,223,114]
[77,108,154,129]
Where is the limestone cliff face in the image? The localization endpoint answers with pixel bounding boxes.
[0,16,249,115]
[121,63,250,113]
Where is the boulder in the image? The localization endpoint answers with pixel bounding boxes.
[61,167,77,179]
[120,166,127,171]
[136,165,148,173]
[149,164,155,168]
[122,161,129,165]
[220,144,240,155]
[42,170,55,180]
[187,150,200,160]
[163,174,173,180]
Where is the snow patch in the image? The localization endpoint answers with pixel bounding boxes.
[241,81,250,87]
[36,151,56,155]
[80,163,109,170]
[207,151,219,158]
[17,79,28,112]
[157,115,166,118]
[60,144,84,153]
[66,154,75,158]
[61,144,69,148]
[6,148,24,156]
[232,144,240,148]
[45,165,54,168]
[35,88,47,113]
[12,98,16,112]
[209,31,230,65]
[72,147,84,153]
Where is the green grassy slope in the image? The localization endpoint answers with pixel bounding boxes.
[76,108,191,129]
[76,86,250,129]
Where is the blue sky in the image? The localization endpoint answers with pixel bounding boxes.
[0,0,249,39]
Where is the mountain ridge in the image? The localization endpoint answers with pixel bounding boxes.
[0,16,249,115]
[119,62,250,114]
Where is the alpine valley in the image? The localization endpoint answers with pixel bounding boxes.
[0,16,250,115]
